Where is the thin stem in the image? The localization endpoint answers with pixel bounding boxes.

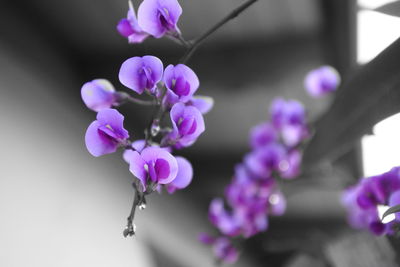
[180,0,259,64]
[125,95,155,106]
[124,188,140,237]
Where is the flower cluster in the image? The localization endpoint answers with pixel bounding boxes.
[304,65,340,98]
[82,55,213,185]
[82,51,212,236]
[342,167,400,235]
[117,0,182,44]
[199,98,309,263]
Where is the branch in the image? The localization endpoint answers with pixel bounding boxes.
[180,0,259,64]
[123,188,140,237]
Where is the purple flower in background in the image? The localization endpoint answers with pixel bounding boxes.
[81,79,116,112]
[119,55,163,95]
[249,122,278,149]
[270,98,308,147]
[165,156,193,194]
[213,237,239,264]
[163,64,200,104]
[187,95,214,114]
[304,65,340,98]
[245,143,286,179]
[209,198,241,237]
[138,0,182,38]
[127,146,178,191]
[165,102,205,148]
[85,109,129,157]
[341,167,400,235]
[117,1,149,43]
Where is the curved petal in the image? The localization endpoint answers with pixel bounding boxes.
[117,18,134,37]
[128,150,148,191]
[141,147,178,184]
[142,55,164,86]
[119,57,145,94]
[138,0,165,38]
[96,108,129,139]
[168,156,193,190]
[85,121,117,157]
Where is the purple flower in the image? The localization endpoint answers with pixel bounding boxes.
[389,190,400,221]
[164,102,205,148]
[85,109,129,157]
[249,122,278,149]
[165,156,193,193]
[270,98,309,147]
[127,146,178,191]
[244,143,286,179]
[123,139,172,164]
[163,64,200,104]
[187,95,214,114]
[119,55,163,95]
[212,237,239,264]
[138,0,182,38]
[208,198,241,237]
[81,79,116,112]
[341,167,400,235]
[117,1,149,43]
[304,66,340,98]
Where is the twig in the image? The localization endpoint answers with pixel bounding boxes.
[180,0,259,64]
[124,188,140,237]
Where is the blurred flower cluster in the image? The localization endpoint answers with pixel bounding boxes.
[199,64,339,263]
[199,98,309,263]
[342,167,400,235]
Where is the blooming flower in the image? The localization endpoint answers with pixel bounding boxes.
[163,64,200,105]
[165,156,193,193]
[138,0,182,38]
[342,167,400,235]
[304,65,340,98]
[117,1,149,43]
[127,146,178,191]
[85,109,129,157]
[164,102,205,148]
[123,139,172,164]
[119,55,164,95]
[81,79,116,112]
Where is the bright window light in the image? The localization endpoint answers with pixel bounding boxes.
[357,9,400,64]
